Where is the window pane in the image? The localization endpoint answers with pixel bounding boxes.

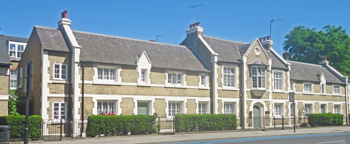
[61,103,65,119]
[54,103,59,119]
[98,68,103,79]
[97,102,102,114]
[103,69,109,80]
[61,65,67,79]
[110,69,115,80]
[177,74,181,84]
[10,44,16,50]
[54,64,60,78]
[172,74,176,84]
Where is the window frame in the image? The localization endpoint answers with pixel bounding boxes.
[198,73,209,88]
[303,82,313,93]
[274,103,283,117]
[332,85,341,95]
[97,68,116,81]
[304,104,313,115]
[251,66,266,89]
[7,41,27,59]
[52,102,66,121]
[273,71,284,91]
[97,101,115,115]
[224,103,235,114]
[223,67,235,88]
[10,70,17,89]
[198,102,208,114]
[334,104,341,114]
[166,70,185,86]
[53,63,68,80]
[168,102,182,118]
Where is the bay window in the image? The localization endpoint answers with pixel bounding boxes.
[251,67,265,88]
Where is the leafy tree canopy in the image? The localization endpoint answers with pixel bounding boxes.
[283,25,350,76]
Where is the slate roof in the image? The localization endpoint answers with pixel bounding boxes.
[73,31,209,72]
[35,26,69,52]
[0,35,28,65]
[266,51,288,69]
[202,36,249,63]
[289,61,345,84]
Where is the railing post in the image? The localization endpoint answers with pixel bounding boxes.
[273,117,275,129]
[282,116,285,130]
[41,121,44,141]
[158,117,160,134]
[60,118,63,141]
[173,116,175,135]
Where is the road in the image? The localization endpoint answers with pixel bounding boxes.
[171,133,349,144]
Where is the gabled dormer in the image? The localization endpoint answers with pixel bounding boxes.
[318,72,326,94]
[136,51,152,85]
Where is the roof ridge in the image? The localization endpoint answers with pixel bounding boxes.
[203,35,249,44]
[34,25,59,30]
[73,30,187,48]
[288,60,323,67]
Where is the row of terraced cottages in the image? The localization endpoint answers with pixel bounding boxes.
[14,11,348,135]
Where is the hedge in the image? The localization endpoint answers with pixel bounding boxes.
[0,115,42,140]
[308,113,343,127]
[86,115,156,137]
[175,114,237,132]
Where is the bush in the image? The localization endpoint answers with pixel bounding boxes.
[0,115,42,140]
[86,115,156,137]
[308,113,343,127]
[175,114,237,132]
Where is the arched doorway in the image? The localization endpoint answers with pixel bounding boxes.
[253,103,264,128]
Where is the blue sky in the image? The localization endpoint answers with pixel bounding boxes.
[1,0,350,55]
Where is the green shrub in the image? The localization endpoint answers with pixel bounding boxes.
[86,115,156,137]
[308,113,343,127]
[0,115,42,140]
[175,114,237,132]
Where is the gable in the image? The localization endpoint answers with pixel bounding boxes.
[245,39,269,65]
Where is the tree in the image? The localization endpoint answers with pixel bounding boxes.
[283,25,350,76]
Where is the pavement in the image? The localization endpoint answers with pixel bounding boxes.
[23,126,350,144]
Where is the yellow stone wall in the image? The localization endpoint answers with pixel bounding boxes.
[314,102,320,114]
[186,99,197,114]
[271,93,288,100]
[217,65,223,88]
[285,102,289,116]
[10,62,19,70]
[218,90,240,98]
[328,103,333,113]
[120,98,135,115]
[120,65,138,83]
[154,98,166,118]
[150,68,165,85]
[0,101,8,116]
[217,100,222,114]
[314,84,321,94]
[48,52,70,81]
[48,83,70,94]
[186,71,199,86]
[78,97,94,120]
[0,75,9,95]
[81,84,209,97]
[295,94,344,102]
[297,102,304,116]
[79,62,94,81]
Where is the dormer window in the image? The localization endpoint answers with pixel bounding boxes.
[8,41,26,59]
[141,69,146,82]
[251,67,265,88]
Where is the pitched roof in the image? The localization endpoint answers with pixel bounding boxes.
[72,31,209,72]
[202,35,249,63]
[35,26,69,52]
[0,35,28,65]
[266,50,288,69]
[289,61,345,84]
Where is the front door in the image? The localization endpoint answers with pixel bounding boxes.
[253,105,260,128]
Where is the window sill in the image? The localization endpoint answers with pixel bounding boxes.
[165,85,186,89]
[49,80,69,84]
[302,92,314,95]
[222,87,239,91]
[198,87,210,90]
[332,94,343,97]
[137,83,151,87]
[93,81,121,85]
[272,90,287,93]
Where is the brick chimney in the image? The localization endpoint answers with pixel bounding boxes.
[58,10,71,29]
[283,52,291,60]
[186,22,203,36]
[259,36,273,50]
[319,56,329,65]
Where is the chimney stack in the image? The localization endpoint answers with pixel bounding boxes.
[186,22,203,36]
[283,52,291,60]
[61,10,67,18]
[319,56,329,66]
[259,36,273,50]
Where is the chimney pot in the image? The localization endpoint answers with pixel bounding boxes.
[267,36,270,40]
[259,38,262,42]
[61,10,68,18]
[263,37,266,41]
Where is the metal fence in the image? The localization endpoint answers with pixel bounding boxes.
[42,119,81,141]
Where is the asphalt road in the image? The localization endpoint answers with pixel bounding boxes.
[171,133,350,144]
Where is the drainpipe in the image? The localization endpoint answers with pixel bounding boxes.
[346,83,348,125]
